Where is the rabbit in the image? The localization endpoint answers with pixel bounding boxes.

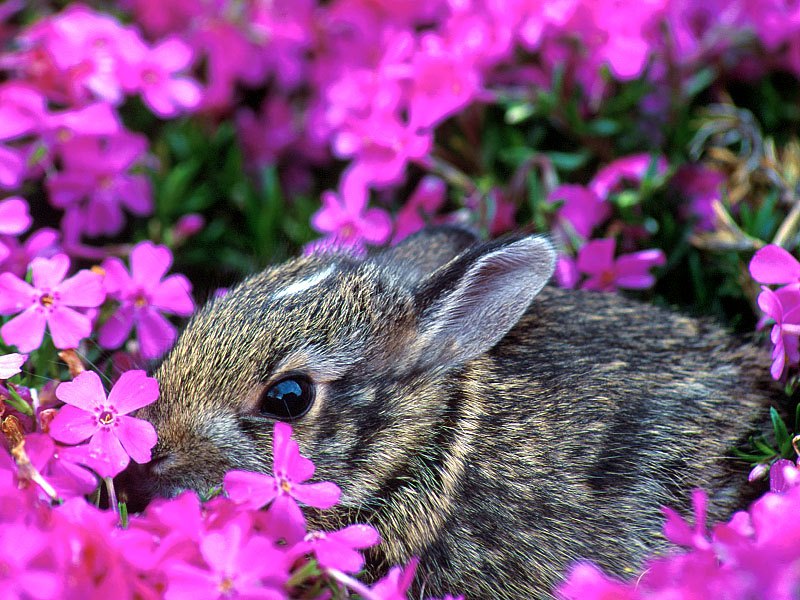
[126,226,777,599]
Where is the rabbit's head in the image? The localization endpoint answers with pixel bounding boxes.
[129,228,556,529]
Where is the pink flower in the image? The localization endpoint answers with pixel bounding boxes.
[311,170,393,251]
[555,255,580,289]
[756,286,800,380]
[750,245,800,286]
[0,352,26,379]
[99,241,194,360]
[556,562,638,600]
[589,154,668,199]
[165,519,287,600]
[0,227,61,277]
[121,37,202,118]
[368,558,418,600]
[24,433,98,499]
[48,370,159,478]
[770,459,800,494]
[547,184,610,240]
[393,175,446,243]
[0,254,105,352]
[662,489,711,551]
[0,196,31,235]
[47,132,152,241]
[224,422,341,516]
[576,238,666,292]
[0,522,61,599]
[293,524,380,573]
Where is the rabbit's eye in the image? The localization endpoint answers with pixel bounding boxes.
[259,374,315,421]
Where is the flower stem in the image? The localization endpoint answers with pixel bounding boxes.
[105,476,119,516]
[326,568,380,600]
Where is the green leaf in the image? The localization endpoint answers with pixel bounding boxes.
[547,151,590,172]
[771,406,792,457]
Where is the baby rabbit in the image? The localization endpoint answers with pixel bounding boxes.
[130,226,776,599]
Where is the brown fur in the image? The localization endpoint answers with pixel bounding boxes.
[125,227,777,599]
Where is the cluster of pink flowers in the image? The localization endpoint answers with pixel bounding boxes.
[0,360,459,598]
[119,0,800,252]
[558,464,800,599]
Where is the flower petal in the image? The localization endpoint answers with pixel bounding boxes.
[576,238,616,276]
[151,275,194,316]
[137,307,177,360]
[291,481,341,509]
[750,245,800,285]
[49,405,100,444]
[0,196,31,235]
[88,428,130,478]
[115,415,158,463]
[47,305,92,349]
[56,370,106,412]
[1,306,46,352]
[223,470,279,509]
[107,370,160,414]
[130,241,172,290]
[98,304,135,350]
[0,272,35,314]
[57,269,105,307]
[31,254,70,290]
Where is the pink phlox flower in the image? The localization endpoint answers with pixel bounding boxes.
[0,196,32,242]
[0,83,46,141]
[0,253,105,352]
[576,238,666,292]
[0,226,60,277]
[236,98,299,168]
[47,132,152,239]
[121,36,202,118]
[406,33,481,129]
[516,0,580,50]
[164,518,287,600]
[0,522,62,600]
[99,240,194,360]
[224,422,341,517]
[23,432,98,499]
[755,285,800,380]
[368,558,419,600]
[48,370,158,478]
[770,458,800,494]
[547,184,609,241]
[333,109,431,187]
[556,562,638,600]
[750,244,800,286]
[311,170,393,251]
[393,175,446,243]
[590,153,668,199]
[662,489,712,551]
[292,524,380,573]
[555,255,579,289]
[0,352,26,379]
[42,101,121,149]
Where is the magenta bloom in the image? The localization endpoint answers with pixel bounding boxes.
[224,422,341,514]
[0,227,60,277]
[0,254,105,352]
[589,154,668,200]
[750,245,800,285]
[547,185,609,240]
[0,523,61,600]
[756,286,800,380]
[393,175,446,243]
[556,562,638,600]
[0,195,31,235]
[577,238,666,292]
[122,37,202,118]
[293,524,380,573]
[48,370,158,478]
[46,132,152,239]
[311,170,392,251]
[165,522,286,600]
[99,241,194,360]
[662,489,711,551]
[0,352,26,379]
[24,433,98,499]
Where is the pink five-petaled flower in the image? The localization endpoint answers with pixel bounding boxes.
[0,352,26,379]
[165,519,286,600]
[577,238,666,292]
[224,422,341,531]
[755,286,800,380]
[310,170,392,252]
[292,524,380,573]
[99,241,194,360]
[48,370,158,478]
[0,254,105,352]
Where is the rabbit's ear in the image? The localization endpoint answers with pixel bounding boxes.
[368,226,479,288]
[411,235,555,369]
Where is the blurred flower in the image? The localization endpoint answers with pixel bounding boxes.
[173,213,205,240]
[0,522,61,600]
[311,170,393,251]
[673,164,725,231]
[750,245,800,286]
[770,458,800,493]
[557,562,638,600]
[24,433,98,499]
[368,558,419,600]
[0,352,26,379]
[165,519,286,600]
[99,241,194,360]
[0,195,31,235]
[662,488,711,550]
[576,238,666,292]
[0,227,60,277]
[590,153,668,199]
[393,175,446,243]
[47,132,152,240]
[0,254,105,352]
[755,285,800,380]
[555,255,580,289]
[48,370,158,478]
[547,184,609,241]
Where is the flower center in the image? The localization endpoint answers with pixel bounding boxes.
[599,270,616,286]
[218,577,235,594]
[98,410,115,425]
[143,69,159,85]
[279,478,292,493]
[39,293,55,308]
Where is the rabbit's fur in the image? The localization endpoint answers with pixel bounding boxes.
[130,227,776,598]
